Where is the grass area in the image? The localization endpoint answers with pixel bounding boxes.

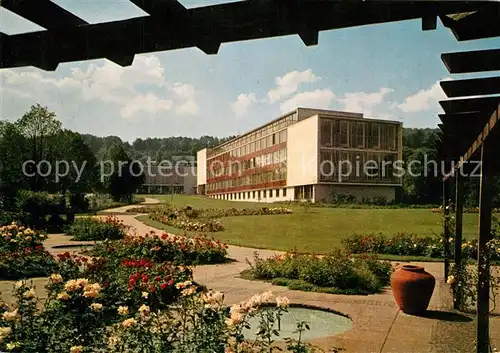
[136,194,489,254]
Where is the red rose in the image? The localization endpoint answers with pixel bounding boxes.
[160,283,168,290]
[129,277,136,286]
[141,274,149,282]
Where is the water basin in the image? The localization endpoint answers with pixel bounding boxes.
[243,306,353,340]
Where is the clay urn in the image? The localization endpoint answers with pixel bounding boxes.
[390,264,435,315]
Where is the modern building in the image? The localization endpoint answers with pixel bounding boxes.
[139,163,197,195]
[196,108,403,203]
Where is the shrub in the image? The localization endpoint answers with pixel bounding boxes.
[0,223,56,279]
[15,190,66,230]
[90,231,229,265]
[55,252,193,317]
[342,232,441,257]
[248,250,392,294]
[66,215,129,241]
[0,279,322,352]
[0,247,56,279]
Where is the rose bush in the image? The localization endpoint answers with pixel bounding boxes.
[66,215,129,241]
[89,231,228,265]
[131,205,293,233]
[0,223,55,280]
[0,279,323,353]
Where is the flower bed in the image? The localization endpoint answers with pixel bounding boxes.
[247,251,392,295]
[342,232,443,258]
[90,231,228,265]
[150,213,225,232]
[0,279,322,352]
[66,215,129,241]
[342,232,500,261]
[55,252,193,317]
[0,223,56,279]
[131,205,292,233]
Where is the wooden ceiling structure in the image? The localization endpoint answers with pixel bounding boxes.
[435,9,500,353]
[2,1,500,352]
[0,0,498,70]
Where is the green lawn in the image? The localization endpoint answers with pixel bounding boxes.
[137,194,486,254]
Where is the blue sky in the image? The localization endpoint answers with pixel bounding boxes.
[1,0,500,142]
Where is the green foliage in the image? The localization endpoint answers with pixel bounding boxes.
[0,223,55,280]
[14,190,67,231]
[342,232,442,257]
[103,144,144,203]
[66,215,129,241]
[15,104,62,192]
[248,251,392,294]
[90,232,228,266]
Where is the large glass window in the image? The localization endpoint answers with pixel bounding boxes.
[334,121,349,147]
[320,119,332,146]
[355,122,365,148]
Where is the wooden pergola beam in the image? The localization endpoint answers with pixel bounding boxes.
[442,48,500,74]
[439,96,500,115]
[0,0,494,70]
[1,0,87,29]
[440,76,500,98]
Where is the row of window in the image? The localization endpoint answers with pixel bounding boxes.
[207,148,287,179]
[211,188,288,200]
[318,149,400,183]
[206,167,287,192]
[320,119,398,151]
[207,113,297,159]
[208,129,287,164]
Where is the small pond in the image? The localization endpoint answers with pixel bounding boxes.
[243,306,353,340]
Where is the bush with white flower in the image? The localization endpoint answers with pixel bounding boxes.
[0,278,323,353]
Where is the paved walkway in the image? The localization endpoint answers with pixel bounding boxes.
[44,198,500,353]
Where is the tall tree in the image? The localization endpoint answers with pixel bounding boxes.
[104,144,144,202]
[16,104,62,191]
[0,122,29,208]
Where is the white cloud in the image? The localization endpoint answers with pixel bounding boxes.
[121,93,173,118]
[268,69,320,103]
[337,88,393,115]
[0,55,199,119]
[396,79,448,113]
[280,89,335,113]
[176,99,199,116]
[231,93,257,118]
[172,83,195,99]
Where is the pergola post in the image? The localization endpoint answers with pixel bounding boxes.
[443,178,451,280]
[453,171,464,309]
[476,142,493,353]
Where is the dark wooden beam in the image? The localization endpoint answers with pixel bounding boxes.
[128,0,186,15]
[0,0,492,70]
[442,48,500,74]
[439,96,500,114]
[440,5,500,41]
[440,76,500,98]
[454,105,500,170]
[298,31,319,46]
[1,0,87,29]
[422,15,437,31]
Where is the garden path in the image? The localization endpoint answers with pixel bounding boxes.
[42,197,500,352]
